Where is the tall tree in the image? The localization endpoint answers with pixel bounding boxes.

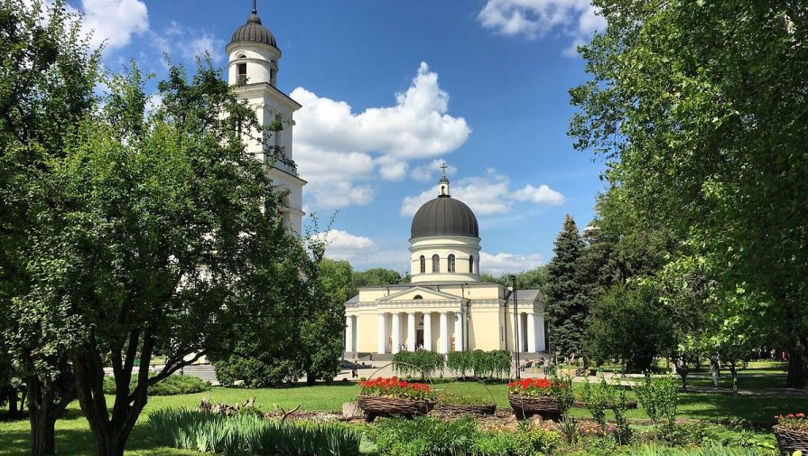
[0,0,100,453]
[570,0,808,385]
[20,59,301,455]
[544,215,587,358]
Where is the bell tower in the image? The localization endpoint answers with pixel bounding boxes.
[226,1,306,233]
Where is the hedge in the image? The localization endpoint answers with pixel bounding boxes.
[392,350,445,379]
[447,350,511,379]
[103,373,211,396]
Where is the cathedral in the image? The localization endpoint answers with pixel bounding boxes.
[344,170,548,357]
[226,2,546,357]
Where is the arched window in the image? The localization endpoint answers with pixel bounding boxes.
[413,295,423,300]
[237,62,247,84]
[419,255,425,273]
[469,255,474,273]
[432,254,440,273]
[448,254,456,272]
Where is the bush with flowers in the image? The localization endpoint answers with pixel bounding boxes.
[775,412,808,432]
[507,378,561,397]
[358,377,435,401]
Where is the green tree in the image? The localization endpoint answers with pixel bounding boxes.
[351,267,404,290]
[301,256,352,384]
[19,59,303,456]
[586,284,674,371]
[570,0,808,387]
[0,0,100,453]
[212,253,348,387]
[544,215,587,358]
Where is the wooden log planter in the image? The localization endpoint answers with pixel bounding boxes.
[436,403,497,416]
[508,394,561,420]
[357,395,435,422]
[773,425,808,456]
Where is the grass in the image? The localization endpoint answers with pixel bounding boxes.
[0,373,803,455]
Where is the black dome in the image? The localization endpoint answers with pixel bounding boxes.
[230,13,277,48]
[411,196,479,239]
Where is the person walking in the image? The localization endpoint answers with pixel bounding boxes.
[710,354,721,389]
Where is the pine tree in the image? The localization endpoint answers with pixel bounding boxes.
[544,215,586,359]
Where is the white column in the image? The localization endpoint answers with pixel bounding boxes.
[517,313,526,352]
[536,313,546,352]
[423,312,432,351]
[454,311,463,352]
[377,313,387,354]
[439,312,449,354]
[407,312,416,351]
[527,313,537,353]
[391,313,401,354]
[345,316,354,353]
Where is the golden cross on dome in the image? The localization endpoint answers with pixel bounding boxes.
[440,162,448,178]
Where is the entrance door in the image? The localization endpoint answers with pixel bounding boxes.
[416,330,424,349]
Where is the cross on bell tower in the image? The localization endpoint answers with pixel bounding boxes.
[438,162,450,197]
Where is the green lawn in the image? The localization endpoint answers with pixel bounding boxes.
[0,377,802,455]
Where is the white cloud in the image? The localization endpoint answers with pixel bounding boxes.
[480,251,546,275]
[80,0,149,50]
[477,0,606,54]
[400,169,565,216]
[292,62,471,209]
[512,184,565,205]
[148,21,225,63]
[315,230,406,268]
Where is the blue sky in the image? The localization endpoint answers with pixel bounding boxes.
[65,0,608,275]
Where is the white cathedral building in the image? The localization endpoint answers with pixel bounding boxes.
[226,3,547,357]
[344,170,548,356]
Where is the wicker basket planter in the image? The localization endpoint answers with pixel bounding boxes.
[773,425,808,456]
[357,395,435,422]
[508,393,561,420]
[436,403,496,416]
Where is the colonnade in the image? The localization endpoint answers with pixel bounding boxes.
[344,310,546,354]
[374,310,463,355]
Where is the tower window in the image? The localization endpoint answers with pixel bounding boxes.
[469,255,474,273]
[237,63,247,84]
[419,255,425,274]
[432,254,440,273]
[448,254,456,272]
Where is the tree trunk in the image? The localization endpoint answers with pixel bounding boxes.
[28,379,56,456]
[8,388,18,417]
[787,352,806,388]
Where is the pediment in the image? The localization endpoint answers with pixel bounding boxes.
[377,286,462,303]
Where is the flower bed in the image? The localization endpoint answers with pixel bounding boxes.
[358,377,435,421]
[773,413,808,455]
[508,378,562,419]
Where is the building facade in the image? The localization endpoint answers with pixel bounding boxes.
[226,2,305,233]
[345,171,547,356]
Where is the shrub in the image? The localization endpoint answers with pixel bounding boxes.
[103,374,210,396]
[392,350,444,379]
[447,351,475,377]
[582,377,611,432]
[635,372,679,439]
[774,412,808,431]
[370,416,560,456]
[148,408,360,455]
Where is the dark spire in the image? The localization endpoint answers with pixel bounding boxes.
[252,0,257,15]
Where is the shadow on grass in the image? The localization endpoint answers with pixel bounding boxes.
[679,392,808,425]
[0,422,186,456]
